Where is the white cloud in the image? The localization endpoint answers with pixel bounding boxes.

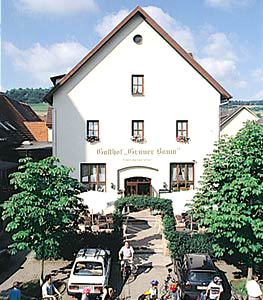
[4,41,89,85]
[202,33,237,61]
[205,0,252,9]
[95,9,129,37]
[197,32,241,85]
[14,0,98,16]
[198,57,237,78]
[144,6,195,52]
[95,6,196,52]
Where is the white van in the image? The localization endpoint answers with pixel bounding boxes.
[67,248,111,299]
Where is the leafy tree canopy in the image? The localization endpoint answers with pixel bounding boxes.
[188,121,263,268]
[5,87,51,104]
[2,156,86,260]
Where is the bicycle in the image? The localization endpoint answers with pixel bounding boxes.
[160,268,178,299]
[120,259,138,283]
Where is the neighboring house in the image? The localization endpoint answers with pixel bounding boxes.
[44,6,231,213]
[46,105,53,142]
[220,105,259,137]
[0,93,52,203]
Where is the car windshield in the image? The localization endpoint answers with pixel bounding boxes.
[188,271,216,282]
[73,261,103,276]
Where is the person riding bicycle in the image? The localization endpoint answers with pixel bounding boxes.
[119,241,135,272]
[101,286,114,300]
[138,291,151,300]
[42,275,61,300]
[149,280,159,300]
[161,282,178,300]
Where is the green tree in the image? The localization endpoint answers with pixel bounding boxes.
[2,156,86,283]
[188,121,263,278]
[6,87,51,104]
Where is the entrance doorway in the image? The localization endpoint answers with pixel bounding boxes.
[125,177,152,196]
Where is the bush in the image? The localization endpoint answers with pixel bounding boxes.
[169,232,215,259]
[114,196,214,260]
[114,196,176,252]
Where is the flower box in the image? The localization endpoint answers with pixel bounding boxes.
[131,135,145,143]
[86,136,100,143]
[176,136,190,143]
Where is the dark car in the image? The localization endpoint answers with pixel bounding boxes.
[0,248,10,266]
[174,253,220,300]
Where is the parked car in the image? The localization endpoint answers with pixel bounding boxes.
[174,253,220,300]
[67,248,111,299]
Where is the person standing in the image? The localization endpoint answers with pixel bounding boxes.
[246,275,263,300]
[42,275,61,299]
[8,282,21,300]
[205,276,223,300]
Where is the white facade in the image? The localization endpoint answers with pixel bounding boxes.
[220,106,259,137]
[48,8,230,214]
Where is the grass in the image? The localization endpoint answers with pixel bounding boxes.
[29,103,48,115]
[230,278,248,296]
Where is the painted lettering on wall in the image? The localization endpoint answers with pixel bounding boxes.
[97,148,176,156]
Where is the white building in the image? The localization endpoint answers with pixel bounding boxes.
[44,7,231,213]
[220,106,259,137]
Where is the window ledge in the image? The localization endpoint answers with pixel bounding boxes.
[132,94,145,97]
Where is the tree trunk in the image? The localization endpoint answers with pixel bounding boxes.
[40,246,45,286]
[247,267,253,281]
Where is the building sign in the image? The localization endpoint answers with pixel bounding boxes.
[97,148,177,156]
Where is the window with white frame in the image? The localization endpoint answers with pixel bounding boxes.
[132,75,144,95]
[132,120,144,142]
[86,120,99,142]
[176,120,188,138]
[170,163,194,191]
[80,163,106,192]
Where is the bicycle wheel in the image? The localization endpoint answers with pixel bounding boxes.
[160,285,168,298]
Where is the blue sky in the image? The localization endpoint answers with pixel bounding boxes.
[1,0,263,100]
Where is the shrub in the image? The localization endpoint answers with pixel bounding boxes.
[114,196,214,259]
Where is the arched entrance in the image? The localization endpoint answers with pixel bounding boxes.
[125,177,152,196]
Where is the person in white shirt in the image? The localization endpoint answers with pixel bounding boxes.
[246,275,263,300]
[119,241,134,272]
[205,276,223,300]
[42,275,61,300]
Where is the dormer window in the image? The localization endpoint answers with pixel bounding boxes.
[132,75,144,95]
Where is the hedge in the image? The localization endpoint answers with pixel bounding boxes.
[113,196,215,259]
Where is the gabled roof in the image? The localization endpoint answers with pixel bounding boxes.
[44,6,231,105]
[9,99,42,122]
[220,105,259,130]
[0,94,34,148]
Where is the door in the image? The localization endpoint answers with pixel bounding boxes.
[125,177,152,196]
